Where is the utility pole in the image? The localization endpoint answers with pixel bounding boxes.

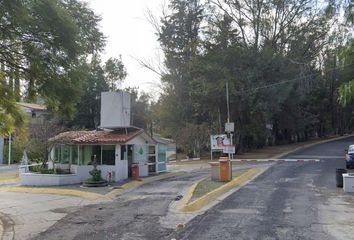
[225,82,233,160]
[226,82,230,123]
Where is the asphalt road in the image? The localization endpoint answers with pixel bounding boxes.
[32,137,354,240]
[33,170,209,240]
[170,137,354,240]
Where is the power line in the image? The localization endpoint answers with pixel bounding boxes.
[237,63,354,95]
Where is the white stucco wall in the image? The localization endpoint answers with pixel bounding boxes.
[127,135,151,177]
[55,164,121,182]
[20,173,80,186]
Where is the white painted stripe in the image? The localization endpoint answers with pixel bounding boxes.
[291,155,343,159]
[230,159,321,162]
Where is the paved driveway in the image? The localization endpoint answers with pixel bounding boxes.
[32,170,209,240]
[171,137,354,240]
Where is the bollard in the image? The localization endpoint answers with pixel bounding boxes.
[219,157,231,182]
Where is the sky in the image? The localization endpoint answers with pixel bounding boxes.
[85,0,164,99]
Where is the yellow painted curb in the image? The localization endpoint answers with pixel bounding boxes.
[0,171,185,200]
[106,171,185,199]
[180,168,260,213]
[174,178,205,211]
[0,186,108,200]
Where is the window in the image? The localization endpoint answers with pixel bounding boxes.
[92,145,101,163]
[80,145,101,165]
[61,145,70,164]
[102,145,115,165]
[72,146,78,165]
[121,145,127,160]
[54,146,60,163]
[148,145,156,154]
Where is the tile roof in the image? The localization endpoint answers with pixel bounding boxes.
[49,129,144,144]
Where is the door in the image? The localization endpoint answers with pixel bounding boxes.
[127,145,133,177]
[133,145,148,177]
[148,145,157,174]
[157,144,167,172]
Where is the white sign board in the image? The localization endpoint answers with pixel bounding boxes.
[211,134,231,150]
[225,122,234,132]
[223,145,235,154]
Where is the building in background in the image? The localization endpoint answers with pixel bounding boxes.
[0,102,48,164]
[17,102,48,124]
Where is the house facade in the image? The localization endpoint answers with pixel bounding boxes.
[0,102,48,164]
[17,102,48,124]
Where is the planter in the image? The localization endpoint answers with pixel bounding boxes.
[20,173,80,186]
[82,180,108,187]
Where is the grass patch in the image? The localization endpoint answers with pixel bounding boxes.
[191,170,246,201]
[0,173,19,181]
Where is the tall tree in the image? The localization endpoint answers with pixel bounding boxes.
[152,0,351,155]
[69,55,109,129]
[0,0,105,135]
[104,56,127,91]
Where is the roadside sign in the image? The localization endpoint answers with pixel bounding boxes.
[210,134,231,150]
[223,145,235,154]
[225,122,234,132]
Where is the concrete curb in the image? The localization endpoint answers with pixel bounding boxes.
[179,168,260,213]
[173,178,205,212]
[0,186,109,200]
[0,171,186,201]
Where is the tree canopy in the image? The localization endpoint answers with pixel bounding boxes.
[0,0,105,135]
[151,0,354,156]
